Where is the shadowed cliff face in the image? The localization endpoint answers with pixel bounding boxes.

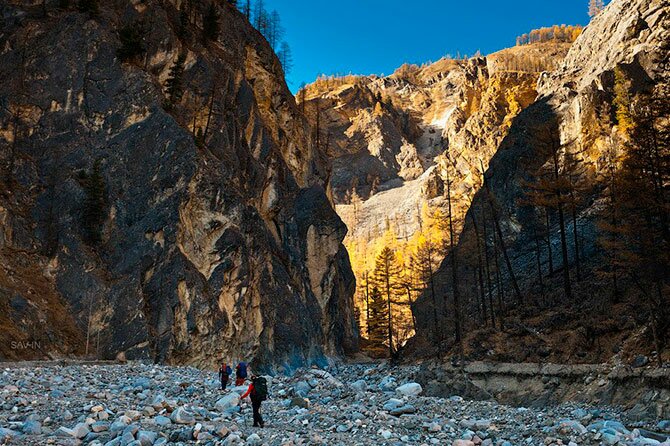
[0,0,358,368]
[409,0,669,362]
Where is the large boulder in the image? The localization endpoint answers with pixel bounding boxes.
[215,393,240,412]
[378,376,397,392]
[396,382,423,397]
[170,407,195,425]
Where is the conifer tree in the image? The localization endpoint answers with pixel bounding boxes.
[373,246,403,357]
[313,96,321,150]
[442,157,463,351]
[351,188,362,222]
[518,172,552,303]
[366,287,387,348]
[477,198,497,324]
[165,54,186,108]
[615,89,670,364]
[358,270,372,336]
[596,141,625,302]
[613,67,633,135]
[254,0,268,34]
[267,10,284,49]
[521,126,573,301]
[482,164,523,304]
[82,160,106,245]
[398,261,418,332]
[414,239,441,341]
[203,2,220,42]
[297,82,307,114]
[243,0,251,20]
[563,146,590,281]
[468,200,495,326]
[177,5,190,39]
[277,41,293,75]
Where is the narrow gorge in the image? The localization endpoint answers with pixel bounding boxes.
[300,0,669,367]
[0,0,669,445]
[1,0,668,371]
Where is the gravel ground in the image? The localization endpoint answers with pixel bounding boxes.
[0,361,668,445]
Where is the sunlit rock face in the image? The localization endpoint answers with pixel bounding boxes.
[0,0,357,368]
[301,40,571,342]
[301,42,571,248]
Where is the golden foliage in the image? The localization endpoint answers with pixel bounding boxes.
[613,67,633,136]
[516,25,583,46]
[345,200,451,347]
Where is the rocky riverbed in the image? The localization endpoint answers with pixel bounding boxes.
[0,362,669,446]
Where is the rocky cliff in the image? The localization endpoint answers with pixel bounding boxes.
[0,0,358,368]
[302,42,571,239]
[410,0,669,362]
[301,40,573,344]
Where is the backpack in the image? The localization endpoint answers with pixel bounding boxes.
[237,362,248,378]
[225,365,232,376]
[252,376,268,401]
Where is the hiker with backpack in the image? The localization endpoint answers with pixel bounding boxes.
[240,374,268,428]
[235,361,248,386]
[218,361,232,391]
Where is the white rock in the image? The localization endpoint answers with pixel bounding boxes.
[383,398,404,411]
[137,430,157,446]
[71,422,90,439]
[54,426,75,437]
[378,376,397,391]
[224,433,242,445]
[246,433,262,445]
[428,422,442,432]
[351,380,367,392]
[215,393,240,412]
[396,382,422,397]
[125,410,141,421]
[170,406,195,424]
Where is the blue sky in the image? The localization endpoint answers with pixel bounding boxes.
[268,0,593,91]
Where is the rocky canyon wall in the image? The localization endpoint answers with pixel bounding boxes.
[410,0,669,362]
[0,0,358,369]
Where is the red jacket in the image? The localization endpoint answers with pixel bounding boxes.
[241,383,254,399]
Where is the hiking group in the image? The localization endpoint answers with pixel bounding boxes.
[218,361,268,428]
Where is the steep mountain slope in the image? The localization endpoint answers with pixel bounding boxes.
[303,43,570,210]
[301,41,573,340]
[0,0,358,368]
[410,0,669,363]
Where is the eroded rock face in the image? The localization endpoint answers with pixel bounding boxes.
[302,44,570,245]
[410,0,669,358]
[0,1,357,368]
